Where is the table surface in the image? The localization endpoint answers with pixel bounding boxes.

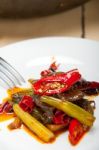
[0,0,99,47]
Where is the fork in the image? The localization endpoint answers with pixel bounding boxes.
[0,57,25,89]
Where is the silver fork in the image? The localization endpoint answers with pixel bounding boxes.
[0,57,25,89]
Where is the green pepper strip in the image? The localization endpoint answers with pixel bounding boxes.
[41,96,95,127]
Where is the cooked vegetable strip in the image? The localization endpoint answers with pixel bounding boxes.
[8,87,33,98]
[13,104,55,142]
[0,113,14,122]
[33,69,81,95]
[41,96,95,127]
[46,124,67,132]
[8,117,22,130]
[68,119,87,145]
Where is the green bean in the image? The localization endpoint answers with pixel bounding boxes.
[13,104,55,142]
[41,96,95,127]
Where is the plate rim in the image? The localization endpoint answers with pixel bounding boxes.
[0,36,99,49]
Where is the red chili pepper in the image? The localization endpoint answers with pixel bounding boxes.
[68,119,87,145]
[19,96,35,113]
[0,102,7,113]
[53,110,70,125]
[0,101,13,113]
[89,81,99,89]
[33,69,81,95]
[49,61,59,71]
[4,103,13,113]
[41,70,52,77]
[41,61,59,77]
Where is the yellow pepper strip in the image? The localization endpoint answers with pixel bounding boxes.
[0,113,14,122]
[41,96,95,127]
[13,104,55,142]
[46,124,67,132]
[7,87,33,98]
[7,87,24,95]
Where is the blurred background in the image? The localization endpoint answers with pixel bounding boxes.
[0,0,99,47]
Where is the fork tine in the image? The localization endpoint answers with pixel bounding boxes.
[0,78,11,89]
[0,70,16,87]
[0,63,21,86]
[0,71,15,88]
[0,57,25,84]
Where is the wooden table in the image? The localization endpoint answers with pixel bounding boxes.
[0,0,99,47]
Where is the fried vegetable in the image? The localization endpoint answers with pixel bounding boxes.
[8,87,33,98]
[46,124,67,132]
[32,107,46,122]
[53,110,71,125]
[74,99,95,115]
[0,113,14,122]
[55,90,84,102]
[8,117,22,130]
[33,69,81,95]
[28,79,37,84]
[33,95,54,123]
[13,104,55,142]
[8,87,25,96]
[0,101,13,113]
[11,88,34,103]
[68,119,87,145]
[41,96,95,127]
[32,107,53,124]
[72,80,99,95]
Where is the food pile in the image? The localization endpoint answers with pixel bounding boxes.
[0,62,99,145]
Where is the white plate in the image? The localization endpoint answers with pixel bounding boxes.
[0,37,99,150]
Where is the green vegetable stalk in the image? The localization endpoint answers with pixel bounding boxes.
[41,96,95,127]
[13,104,55,142]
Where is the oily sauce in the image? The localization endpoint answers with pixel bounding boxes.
[22,125,45,143]
[22,124,68,144]
[0,112,92,146]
